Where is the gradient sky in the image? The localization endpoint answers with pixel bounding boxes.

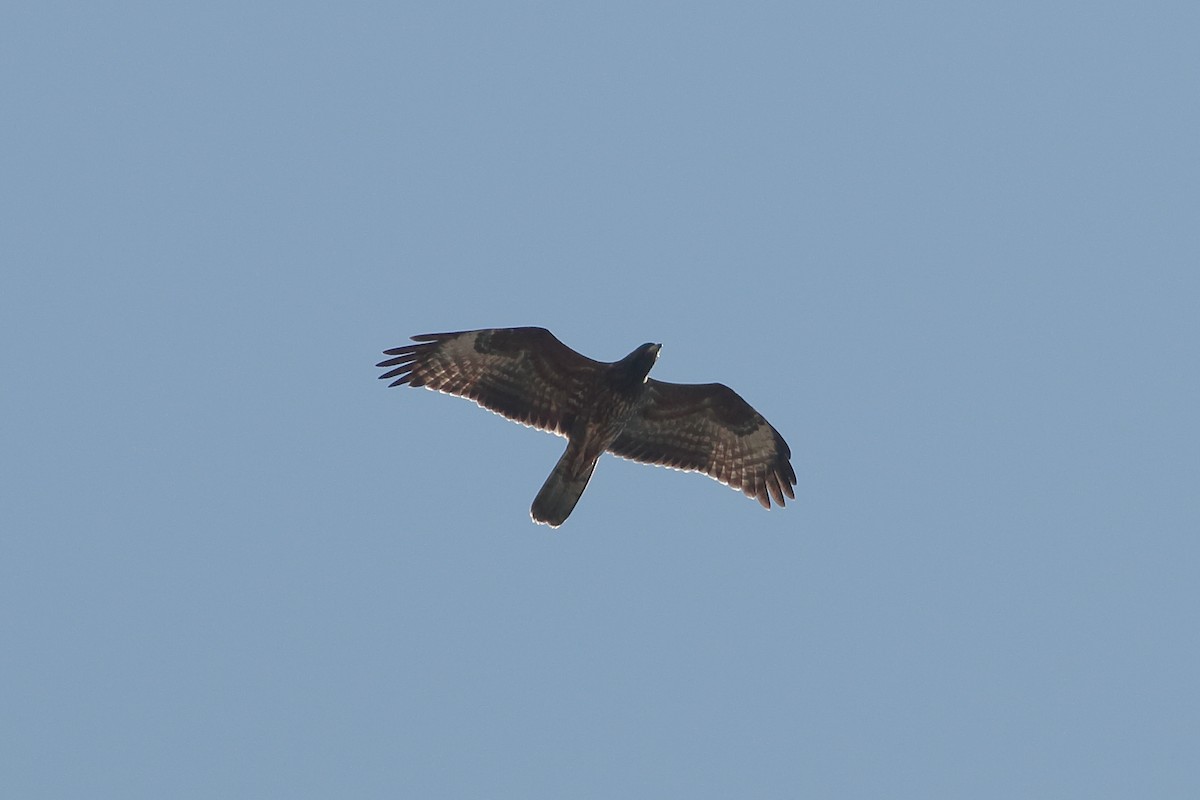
[3,2,1198,797]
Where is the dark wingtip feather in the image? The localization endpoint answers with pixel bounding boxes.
[378,365,412,381]
[381,342,430,357]
[766,473,786,507]
[755,488,771,509]
[378,339,436,387]
[781,471,796,500]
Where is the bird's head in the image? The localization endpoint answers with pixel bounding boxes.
[621,342,661,384]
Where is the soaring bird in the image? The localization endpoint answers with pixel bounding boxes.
[377,327,796,527]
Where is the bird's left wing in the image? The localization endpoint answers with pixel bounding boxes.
[376,327,601,436]
[608,379,796,508]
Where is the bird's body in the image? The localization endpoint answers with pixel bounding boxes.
[377,327,795,527]
[528,342,660,525]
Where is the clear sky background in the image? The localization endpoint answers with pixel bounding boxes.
[3,2,1197,797]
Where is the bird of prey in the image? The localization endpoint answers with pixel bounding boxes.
[376,327,796,527]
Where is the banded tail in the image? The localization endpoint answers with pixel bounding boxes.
[531,446,599,528]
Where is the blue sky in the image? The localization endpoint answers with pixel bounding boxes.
[3,2,1197,797]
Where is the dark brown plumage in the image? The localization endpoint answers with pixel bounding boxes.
[377,327,796,527]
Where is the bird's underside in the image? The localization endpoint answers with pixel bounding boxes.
[377,326,796,527]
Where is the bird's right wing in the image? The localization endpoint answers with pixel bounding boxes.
[376,327,601,436]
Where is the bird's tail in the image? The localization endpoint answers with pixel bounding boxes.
[530,447,599,528]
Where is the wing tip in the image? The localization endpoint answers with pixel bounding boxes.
[378,338,436,385]
[409,331,463,342]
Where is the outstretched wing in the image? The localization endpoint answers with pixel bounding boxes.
[608,379,796,509]
[376,327,601,436]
